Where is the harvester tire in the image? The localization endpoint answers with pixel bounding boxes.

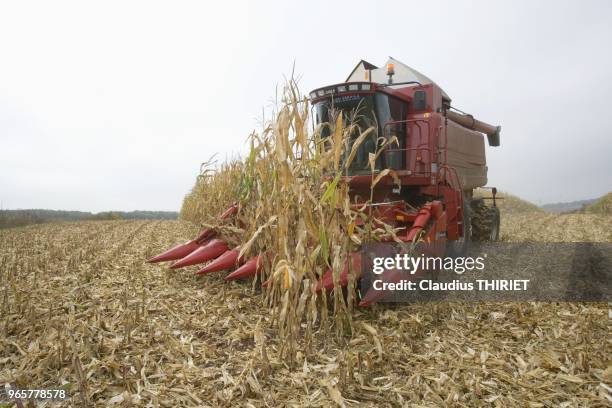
[446,196,471,257]
[471,199,500,241]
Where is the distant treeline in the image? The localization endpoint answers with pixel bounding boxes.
[0,209,178,229]
[540,192,612,214]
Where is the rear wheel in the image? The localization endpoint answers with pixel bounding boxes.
[471,199,500,241]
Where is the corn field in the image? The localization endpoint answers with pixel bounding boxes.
[1,214,610,406]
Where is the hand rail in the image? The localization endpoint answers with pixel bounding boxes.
[382,118,433,176]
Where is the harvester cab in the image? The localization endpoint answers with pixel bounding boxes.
[148,57,502,306]
[311,81,405,174]
[308,57,501,245]
[310,57,500,176]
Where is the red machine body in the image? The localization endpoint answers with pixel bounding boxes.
[149,58,501,306]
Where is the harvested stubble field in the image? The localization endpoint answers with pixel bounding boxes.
[1,211,611,407]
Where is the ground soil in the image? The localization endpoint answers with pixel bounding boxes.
[1,212,610,406]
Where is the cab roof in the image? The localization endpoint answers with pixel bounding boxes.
[346,57,450,101]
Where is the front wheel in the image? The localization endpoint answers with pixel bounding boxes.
[446,196,471,257]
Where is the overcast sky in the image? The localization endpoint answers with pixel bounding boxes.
[1,1,611,212]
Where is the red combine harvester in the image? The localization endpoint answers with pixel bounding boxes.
[148,57,501,305]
